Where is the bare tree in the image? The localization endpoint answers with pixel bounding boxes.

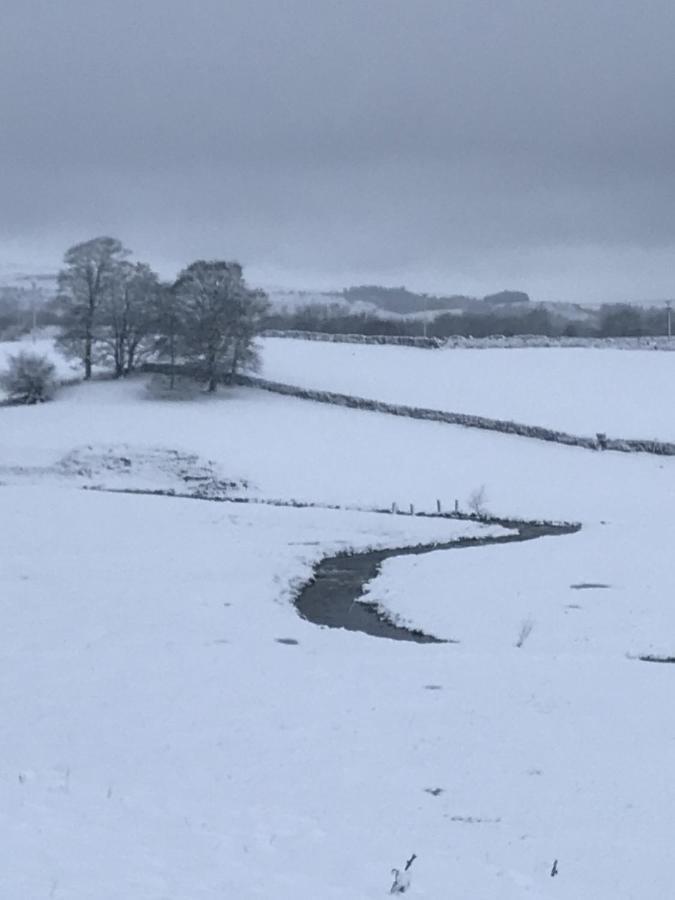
[57,237,129,379]
[98,262,159,376]
[467,484,489,517]
[227,286,269,377]
[153,281,183,389]
[172,260,268,391]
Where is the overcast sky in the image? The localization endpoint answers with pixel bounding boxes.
[2,0,675,301]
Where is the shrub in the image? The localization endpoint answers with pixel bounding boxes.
[0,351,57,404]
[467,484,489,516]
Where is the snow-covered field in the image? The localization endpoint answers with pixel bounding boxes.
[261,337,675,441]
[2,368,675,898]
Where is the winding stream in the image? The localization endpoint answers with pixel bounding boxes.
[295,520,581,642]
[80,485,580,644]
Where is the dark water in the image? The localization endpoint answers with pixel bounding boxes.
[84,487,580,644]
[295,520,580,642]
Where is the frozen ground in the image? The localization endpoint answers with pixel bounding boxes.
[2,376,671,523]
[260,337,675,441]
[361,521,674,658]
[2,374,675,897]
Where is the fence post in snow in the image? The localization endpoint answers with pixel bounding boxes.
[454,499,459,513]
[436,499,442,513]
[392,502,398,514]
[410,503,414,515]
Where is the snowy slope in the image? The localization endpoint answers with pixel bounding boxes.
[4,481,675,899]
[2,374,675,898]
[361,521,673,658]
[260,337,675,441]
[1,376,669,524]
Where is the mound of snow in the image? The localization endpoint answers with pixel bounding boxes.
[55,444,250,497]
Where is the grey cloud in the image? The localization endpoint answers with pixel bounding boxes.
[2,0,675,300]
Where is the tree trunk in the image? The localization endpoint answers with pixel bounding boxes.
[85,283,96,380]
[84,330,92,380]
[114,337,124,377]
[230,340,240,379]
[169,332,176,390]
[126,339,139,375]
[206,348,217,392]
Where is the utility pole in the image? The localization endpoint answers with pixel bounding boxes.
[17,275,44,341]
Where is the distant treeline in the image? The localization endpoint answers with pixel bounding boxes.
[264,302,673,339]
[2,276,672,341]
[0,287,61,339]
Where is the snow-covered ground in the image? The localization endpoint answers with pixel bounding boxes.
[2,372,675,898]
[361,521,672,658]
[260,337,675,441]
[1,376,669,523]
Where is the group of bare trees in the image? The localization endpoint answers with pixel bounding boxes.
[57,236,269,389]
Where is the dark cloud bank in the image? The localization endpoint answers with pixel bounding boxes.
[2,0,675,300]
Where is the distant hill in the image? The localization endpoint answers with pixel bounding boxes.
[483,290,529,306]
[342,285,530,315]
[342,285,474,315]
[266,289,345,309]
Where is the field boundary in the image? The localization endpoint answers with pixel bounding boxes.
[82,483,580,532]
[32,362,672,459]
[263,329,444,348]
[229,372,675,457]
[263,330,675,351]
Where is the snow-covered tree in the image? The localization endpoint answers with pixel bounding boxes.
[97,261,159,377]
[152,281,184,390]
[228,286,269,377]
[172,260,269,391]
[57,237,130,379]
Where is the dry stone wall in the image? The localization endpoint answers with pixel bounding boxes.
[138,363,675,457]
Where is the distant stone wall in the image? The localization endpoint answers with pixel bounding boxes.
[235,375,675,456]
[138,364,675,457]
[439,335,675,350]
[262,330,444,349]
[233,374,601,448]
[264,330,675,351]
[604,436,675,455]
